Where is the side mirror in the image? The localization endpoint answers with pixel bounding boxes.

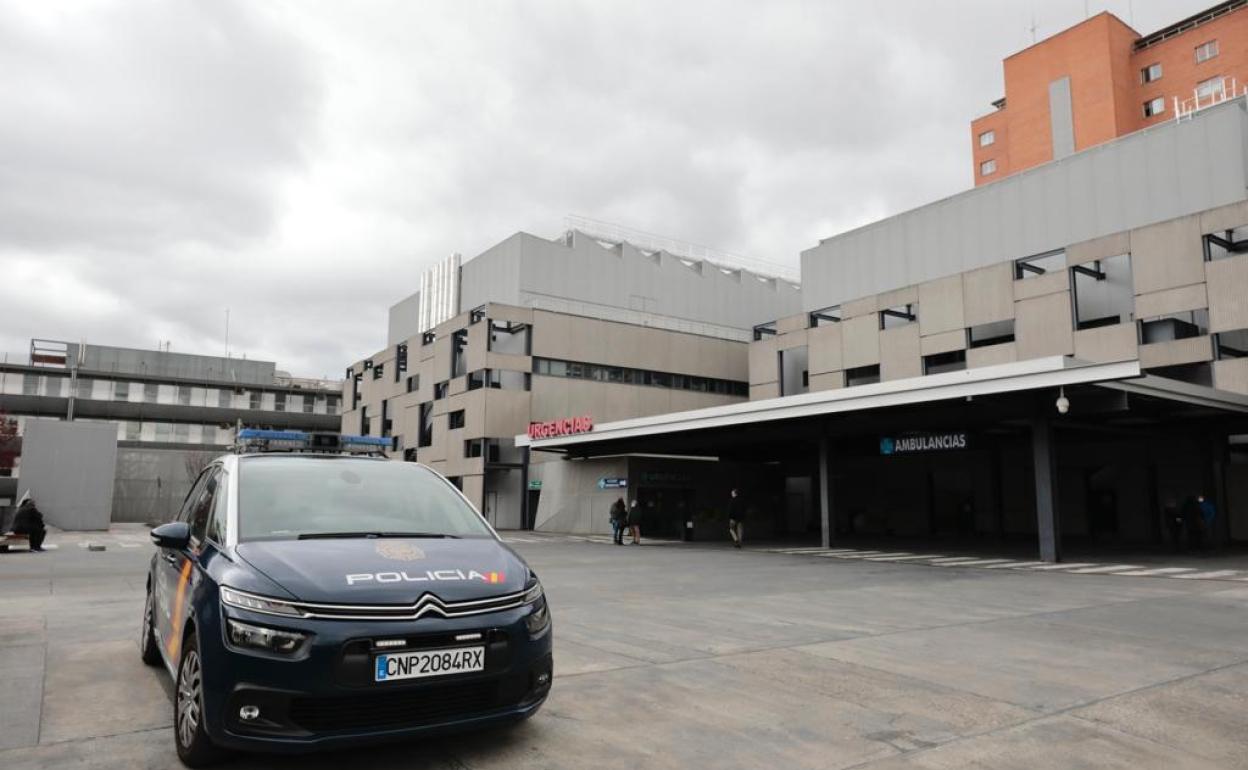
[151,521,191,550]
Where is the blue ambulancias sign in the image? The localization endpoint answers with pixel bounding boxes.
[880,432,967,455]
[597,478,628,490]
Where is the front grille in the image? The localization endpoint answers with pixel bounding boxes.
[288,681,500,733]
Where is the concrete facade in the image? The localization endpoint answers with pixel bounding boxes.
[754,200,1248,398]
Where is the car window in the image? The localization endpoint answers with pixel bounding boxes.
[205,469,229,545]
[237,458,494,542]
[188,468,219,545]
[177,469,211,524]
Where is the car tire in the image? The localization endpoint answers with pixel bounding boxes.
[174,631,223,767]
[139,587,162,666]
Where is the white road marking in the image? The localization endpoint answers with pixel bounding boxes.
[983,561,1047,569]
[829,551,889,559]
[884,554,946,561]
[860,552,917,560]
[1068,564,1143,574]
[927,557,988,565]
[1171,570,1244,580]
[1114,567,1197,576]
[1028,562,1096,570]
[934,558,1015,567]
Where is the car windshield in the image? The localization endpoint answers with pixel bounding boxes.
[237,457,494,542]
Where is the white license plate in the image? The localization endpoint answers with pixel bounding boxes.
[374,646,485,682]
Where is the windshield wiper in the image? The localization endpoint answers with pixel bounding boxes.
[296,531,459,540]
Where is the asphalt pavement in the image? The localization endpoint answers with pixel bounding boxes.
[2,528,1248,769]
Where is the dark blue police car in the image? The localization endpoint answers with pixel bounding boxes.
[140,430,552,766]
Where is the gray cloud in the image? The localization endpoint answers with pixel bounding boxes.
[0,0,1214,376]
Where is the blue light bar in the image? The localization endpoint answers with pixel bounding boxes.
[340,434,393,447]
[238,429,309,442]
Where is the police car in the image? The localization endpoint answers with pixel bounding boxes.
[140,430,552,766]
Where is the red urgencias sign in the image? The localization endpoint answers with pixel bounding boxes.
[527,416,593,440]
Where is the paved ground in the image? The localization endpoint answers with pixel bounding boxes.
[3,529,1248,769]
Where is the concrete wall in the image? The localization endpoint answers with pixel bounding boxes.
[112,447,215,524]
[461,231,802,340]
[804,99,1248,311]
[16,419,116,530]
[387,291,421,347]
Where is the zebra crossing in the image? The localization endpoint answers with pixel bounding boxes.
[759,545,1248,582]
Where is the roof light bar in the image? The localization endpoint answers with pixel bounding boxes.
[235,429,392,455]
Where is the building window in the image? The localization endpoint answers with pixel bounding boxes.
[752,322,777,341]
[372,362,384,380]
[451,329,468,378]
[808,305,841,327]
[464,439,483,458]
[1140,309,1208,344]
[395,343,408,380]
[923,350,966,375]
[144,382,159,403]
[845,365,880,387]
[1140,62,1162,83]
[979,159,996,176]
[406,375,418,393]
[448,410,466,430]
[433,381,449,400]
[249,391,262,410]
[326,395,340,415]
[1143,97,1165,118]
[1204,227,1248,261]
[359,405,369,436]
[968,320,1015,348]
[779,346,809,397]
[978,130,995,147]
[113,381,129,401]
[531,357,748,397]
[274,392,287,412]
[1215,328,1248,358]
[303,396,315,414]
[1014,249,1065,280]
[1196,76,1225,101]
[488,321,530,355]
[125,421,141,441]
[173,423,190,442]
[1195,40,1219,63]
[76,378,93,399]
[177,386,192,406]
[879,303,917,331]
[421,331,436,346]
[22,374,39,395]
[1072,254,1133,330]
[467,370,486,391]
[154,422,172,442]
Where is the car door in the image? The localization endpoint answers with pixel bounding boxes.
[163,466,222,663]
[154,467,212,659]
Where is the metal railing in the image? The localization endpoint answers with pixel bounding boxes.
[1174,76,1247,122]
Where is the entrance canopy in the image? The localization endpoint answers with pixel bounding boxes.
[517,356,1248,459]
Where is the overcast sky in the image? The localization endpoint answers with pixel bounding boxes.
[0,0,1216,377]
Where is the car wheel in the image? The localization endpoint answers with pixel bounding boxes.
[139,587,162,666]
[174,632,223,767]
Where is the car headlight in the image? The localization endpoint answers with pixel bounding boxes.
[226,619,309,655]
[220,586,304,617]
[522,577,550,637]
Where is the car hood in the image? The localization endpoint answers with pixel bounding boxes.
[234,537,528,605]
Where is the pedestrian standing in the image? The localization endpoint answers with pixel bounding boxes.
[609,497,627,546]
[627,499,642,545]
[727,488,745,549]
[1181,494,1203,553]
[12,492,47,552]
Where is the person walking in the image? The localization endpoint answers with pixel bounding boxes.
[1198,494,1217,551]
[12,492,47,552]
[627,499,642,545]
[727,488,745,549]
[609,497,627,546]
